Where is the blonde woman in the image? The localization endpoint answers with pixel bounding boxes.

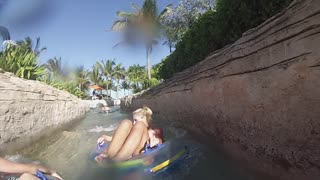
[96,106,163,162]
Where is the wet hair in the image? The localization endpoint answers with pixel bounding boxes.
[133,106,153,126]
[153,128,164,144]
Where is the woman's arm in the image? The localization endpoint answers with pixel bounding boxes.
[0,158,62,179]
[0,157,37,174]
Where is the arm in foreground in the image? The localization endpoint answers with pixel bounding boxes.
[0,157,62,179]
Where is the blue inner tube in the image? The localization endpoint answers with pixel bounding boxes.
[2,171,57,180]
[92,140,188,175]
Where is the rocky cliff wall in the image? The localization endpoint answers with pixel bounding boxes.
[0,70,90,153]
[121,0,320,179]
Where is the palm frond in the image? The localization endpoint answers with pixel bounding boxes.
[112,40,127,49]
[131,3,141,13]
[34,37,40,53]
[158,4,173,19]
[116,11,136,18]
[111,20,129,32]
[0,26,10,41]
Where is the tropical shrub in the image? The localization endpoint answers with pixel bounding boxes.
[47,80,86,98]
[158,0,293,79]
[0,38,45,80]
[40,58,90,98]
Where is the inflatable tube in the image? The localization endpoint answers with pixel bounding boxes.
[1,157,59,180]
[2,171,59,180]
[93,140,188,176]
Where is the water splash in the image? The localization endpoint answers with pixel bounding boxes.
[88,124,118,133]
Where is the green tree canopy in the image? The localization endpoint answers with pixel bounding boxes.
[111,0,171,79]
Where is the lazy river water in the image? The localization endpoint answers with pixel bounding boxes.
[7,108,263,180]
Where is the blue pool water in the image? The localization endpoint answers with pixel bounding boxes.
[10,109,260,180]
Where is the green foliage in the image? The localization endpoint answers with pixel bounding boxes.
[112,0,171,79]
[40,58,90,98]
[45,57,64,78]
[158,0,293,79]
[112,63,126,98]
[160,0,215,51]
[46,80,86,98]
[88,63,104,86]
[121,80,130,95]
[126,64,160,93]
[127,64,146,93]
[74,65,90,92]
[96,59,115,95]
[0,38,45,80]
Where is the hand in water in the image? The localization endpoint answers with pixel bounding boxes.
[50,172,63,180]
[94,153,107,165]
[97,135,112,145]
[34,164,63,180]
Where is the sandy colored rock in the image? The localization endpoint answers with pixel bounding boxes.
[121,0,320,179]
[0,71,90,153]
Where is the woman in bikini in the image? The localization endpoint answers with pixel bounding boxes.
[95,106,164,162]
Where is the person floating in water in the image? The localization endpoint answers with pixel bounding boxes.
[0,157,62,180]
[95,106,164,162]
[95,95,110,113]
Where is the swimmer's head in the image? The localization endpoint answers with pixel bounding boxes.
[148,128,164,147]
[133,106,152,127]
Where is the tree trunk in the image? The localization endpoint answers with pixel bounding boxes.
[116,79,119,99]
[146,46,151,80]
[106,81,109,96]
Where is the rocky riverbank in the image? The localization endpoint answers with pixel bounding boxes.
[121,0,320,179]
[0,70,90,154]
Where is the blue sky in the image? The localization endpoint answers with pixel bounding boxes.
[0,0,177,70]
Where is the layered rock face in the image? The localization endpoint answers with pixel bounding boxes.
[0,71,90,153]
[121,0,320,179]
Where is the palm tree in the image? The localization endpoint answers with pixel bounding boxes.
[75,65,90,92]
[112,63,126,98]
[97,59,115,96]
[88,63,103,87]
[45,57,63,79]
[121,80,130,96]
[111,0,171,79]
[127,64,146,93]
[16,37,47,56]
[108,80,116,98]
